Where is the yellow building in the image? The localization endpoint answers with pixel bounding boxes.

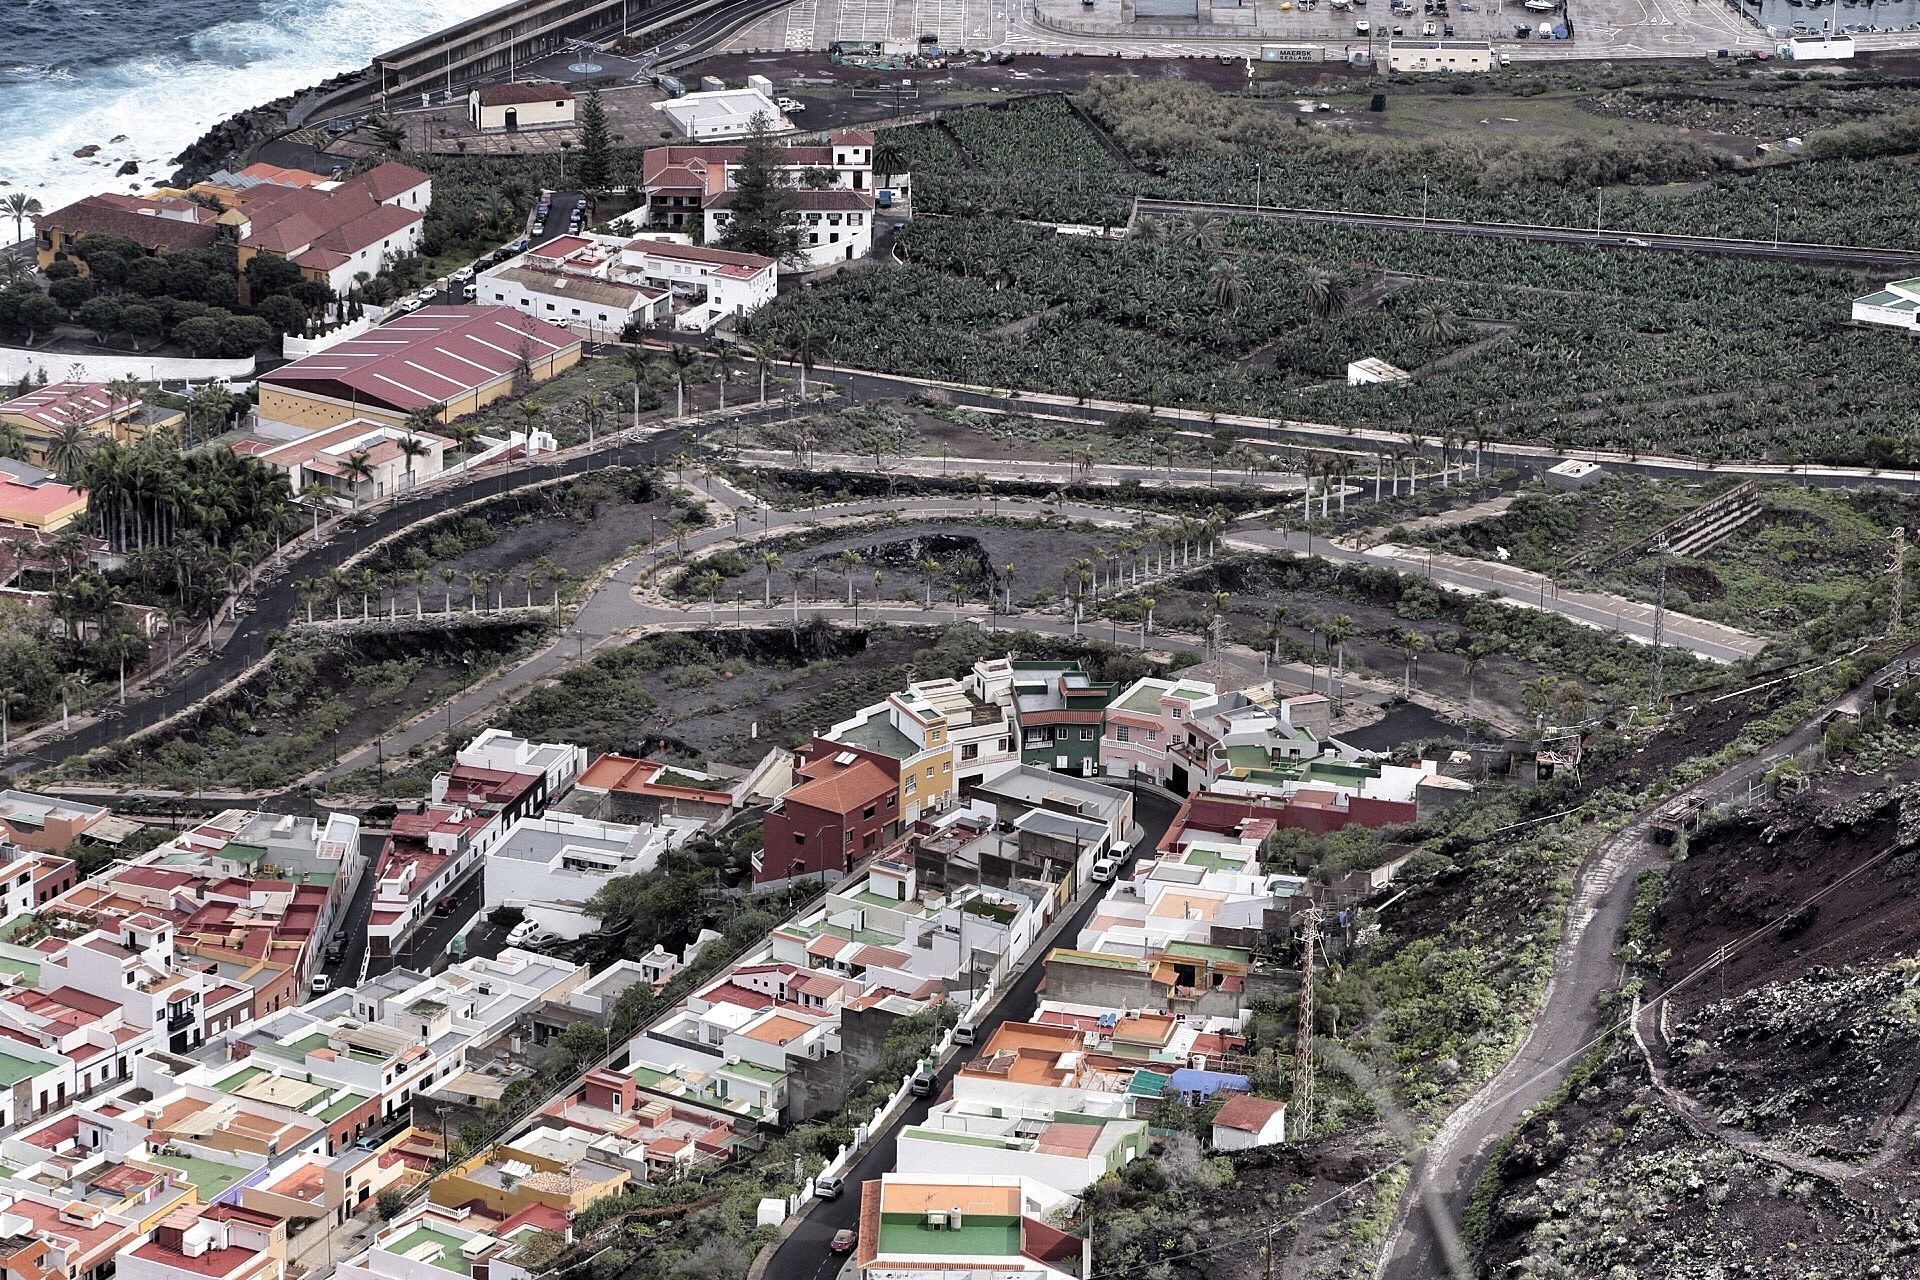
[0,462,87,531]
[255,307,580,432]
[430,1139,628,1218]
[32,193,220,271]
[0,381,181,464]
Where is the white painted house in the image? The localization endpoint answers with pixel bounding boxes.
[1853,276,1920,333]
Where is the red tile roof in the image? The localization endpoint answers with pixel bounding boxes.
[628,239,776,274]
[38,196,219,253]
[1211,1094,1285,1133]
[784,758,894,815]
[259,307,578,414]
[476,82,575,107]
[0,381,122,432]
[705,188,873,212]
[341,161,431,203]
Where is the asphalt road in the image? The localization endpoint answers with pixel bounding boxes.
[1134,197,1920,272]
[1378,640,1920,1280]
[763,788,1177,1280]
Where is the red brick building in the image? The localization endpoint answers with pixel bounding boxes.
[757,739,901,886]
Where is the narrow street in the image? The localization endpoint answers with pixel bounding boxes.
[759,788,1177,1279]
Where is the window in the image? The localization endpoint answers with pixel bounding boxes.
[1054,726,1069,741]
[905,775,917,795]
[791,833,806,846]
[863,805,878,819]
[1080,728,1095,741]
[1115,725,1131,744]
[960,743,980,761]
[1146,730,1158,743]
[1171,708,1183,720]
[943,761,951,773]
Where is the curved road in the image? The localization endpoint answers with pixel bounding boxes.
[1377,639,1920,1280]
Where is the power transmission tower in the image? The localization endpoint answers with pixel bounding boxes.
[1293,905,1320,1141]
[1893,527,1907,635]
[1651,545,1668,707]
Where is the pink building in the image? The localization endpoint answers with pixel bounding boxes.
[1099,678,1218,786]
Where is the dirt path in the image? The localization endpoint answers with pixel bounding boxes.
[1375,639,1920,1280]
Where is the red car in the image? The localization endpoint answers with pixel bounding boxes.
[830,1229,856,1254]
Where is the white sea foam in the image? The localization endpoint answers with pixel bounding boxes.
[0,0,495,233]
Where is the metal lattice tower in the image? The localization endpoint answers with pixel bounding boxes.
[1651,547,1668,707]
[1293,906,1320,1141]
[1893,527,1907,635]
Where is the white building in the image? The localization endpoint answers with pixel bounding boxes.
[622,238,779,329]
[255,418,452,507]
[1852,276,1920,333]
[896,1102,1147,1194]
[1347,357,1413,386]
[1210,1094,1288,1150]
[482,810,702,940]
[1385,39,1494,72]
[469,82,576,131]
[660,88,789,139]
[703,187,874,269]
[1781,33,1854,60]
[477,263,669,338]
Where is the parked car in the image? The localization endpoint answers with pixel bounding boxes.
[918,31,939,41]
[1091,856,1120,883]
[507,919,555,948]
[952,1025,977,1047]
[909,1071,935,1097]
[1355,19,1371,33]
[1622,237,1651,247]
[814,1176,844,1200]
[309,974,331,995]
[830,1230,857,1254]
[776,96,806,111]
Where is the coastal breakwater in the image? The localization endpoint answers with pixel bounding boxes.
[170,0,701,186]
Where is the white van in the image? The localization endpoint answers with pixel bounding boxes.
[1091,856,1120,883]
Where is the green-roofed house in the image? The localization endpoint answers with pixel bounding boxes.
[1854,277,1920,332]
[1004,660,1119,776]
[861,1173,1083,1280]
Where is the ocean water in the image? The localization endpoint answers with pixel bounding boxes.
[0,0,498,236]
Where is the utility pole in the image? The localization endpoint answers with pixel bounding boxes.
[1293,905,1319,1141]
[1651,545,1668,708]
[1892,526,1906,635]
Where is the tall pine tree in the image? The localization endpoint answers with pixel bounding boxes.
[577,87,612,193]
[715,112,803,266]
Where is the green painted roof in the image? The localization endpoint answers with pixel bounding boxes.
[877,1213,1023,1258]
[0,956,41,985]
[221,843,269,864]
[389,1227,473,1276]
[1163,940,1251,964]
[1126,1069,1171,1098]
[319,1091,372,1122]
[722,1060,785,1084]
[0,1052,53,1086]
[216,1066,268,1094]
[901,1127,1028,1149]
[149,1153,248,1199]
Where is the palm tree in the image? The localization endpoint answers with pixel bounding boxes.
[517,401,543,455]
[920,556,940,607]
[760,549,782,607]
[578,393,607,449]
[1522,675,1561,732]
[713,346,736,411]
[1415,305,1461,348]
[1001,562,1017,613]
[440,567,460,614]
[838,549,863,606]
[750,340,777,405]
[1324,614,1354,701]
[621,344,653,430]
[45,417,96,478]
[55,672,84,733]
[397,435,431,490]
[1174,211,1223,254]
[411,569,429,618]
[1209,259,1248,316]
[668,344,698,419]
[341,449,375,511]
[0,420,30,461]
[1141,594,1157,638]
[788,326,820,401]
[3,193,43,246]
[1398,630,1429,698]
[786,566,806,621]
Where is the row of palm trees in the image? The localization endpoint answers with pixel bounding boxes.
[294,560,576,624]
